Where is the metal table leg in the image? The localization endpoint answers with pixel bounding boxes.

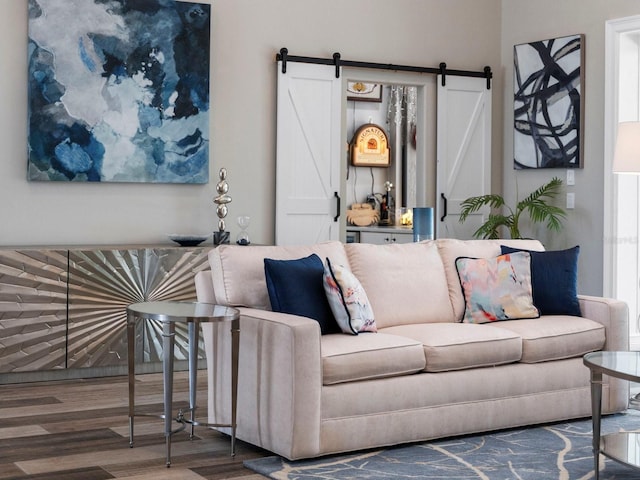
[188,321,199,439]
[163,320,176,467]
[590,369,603,480]
[127,312,136,448]
[230,317,240,456]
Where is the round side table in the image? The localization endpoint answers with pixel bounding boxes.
[584,351,640,479]
[126,301,240,467]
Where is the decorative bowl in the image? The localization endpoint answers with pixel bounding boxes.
[168,234,210,247]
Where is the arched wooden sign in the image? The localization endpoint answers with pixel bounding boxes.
[351,124,390,167]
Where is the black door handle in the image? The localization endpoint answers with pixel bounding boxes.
[334,192,341,222]
[440,193,448,222]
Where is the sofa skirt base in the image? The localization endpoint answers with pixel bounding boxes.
[317,384,607,459]
[226,356,627,460]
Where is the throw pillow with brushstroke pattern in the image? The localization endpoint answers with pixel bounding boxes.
[455,251,539,323]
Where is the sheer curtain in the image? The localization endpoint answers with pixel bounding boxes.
[616,30,640,349]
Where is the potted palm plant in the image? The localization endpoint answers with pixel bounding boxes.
[458,177,566,239]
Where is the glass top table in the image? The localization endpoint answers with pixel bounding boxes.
[584,351,640,479]
[126,301,240,467]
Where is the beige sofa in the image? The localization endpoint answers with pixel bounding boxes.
[194,238,629,460]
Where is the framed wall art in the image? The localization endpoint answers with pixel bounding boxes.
[513,34,584,169]
[27,0,211,183]
[347,82,383,102]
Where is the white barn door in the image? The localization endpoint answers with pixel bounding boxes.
[436,76,492,239]
[275,62,343,245]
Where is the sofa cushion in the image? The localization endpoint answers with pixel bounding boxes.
[380,323,522,372]
[264,253,339,335]
[455,252,539,323]
[501,245,581,317]
[323,258,376,334]
[345,241,455,328]
[436,238,545,321]
[209,241,350,309]
[484,316,605,363]
[321,333,426,385]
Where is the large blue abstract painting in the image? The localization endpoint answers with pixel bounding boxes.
[513,34,584,169]
[27,0,210,183]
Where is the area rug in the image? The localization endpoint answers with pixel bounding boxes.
[244,412,640,479]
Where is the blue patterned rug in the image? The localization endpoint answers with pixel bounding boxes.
[244,412,640,479]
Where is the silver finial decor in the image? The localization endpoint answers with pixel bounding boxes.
[213,168,232,245]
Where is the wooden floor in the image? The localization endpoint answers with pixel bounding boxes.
[0,371,270,479]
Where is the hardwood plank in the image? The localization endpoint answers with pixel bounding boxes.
[110,469,206,480]
[0,462,31,480]
[0,397,61,409]
[14,466,114,480]
[0,425,48,440]
[0,428,124,463]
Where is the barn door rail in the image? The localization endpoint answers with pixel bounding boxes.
[276,47,492,89]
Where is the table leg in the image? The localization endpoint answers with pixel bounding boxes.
[188,321,199,439]
[163,320,176,467]
[590,369,603,480]
[127,312,136,448]
[230,317,240,457]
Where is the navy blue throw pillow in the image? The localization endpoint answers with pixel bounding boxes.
[264,254,339,334]
[500,245,581,316]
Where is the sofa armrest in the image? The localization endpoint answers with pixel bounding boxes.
[578,295,629,351]
[195,270,216,304]
[203,307,323,460]
[579,294,629,413]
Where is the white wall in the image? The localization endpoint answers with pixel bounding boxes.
[5,1,640,296]
[5,1,640,295]
[501,0,640,296]
[0,0,502,247]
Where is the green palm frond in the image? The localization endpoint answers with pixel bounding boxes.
[517,177,565,234]
[525,201,566,231]
[459,194,507,223]
[516,177,563,212]
[459,177,566,239]
[473,213,512,239]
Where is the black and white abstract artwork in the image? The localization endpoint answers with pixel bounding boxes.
[27,0,210,183]
[514,34,584,169]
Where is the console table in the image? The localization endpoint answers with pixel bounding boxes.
[0,244,214,383]
[346,226,414,244]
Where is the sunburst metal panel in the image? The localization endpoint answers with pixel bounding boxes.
[67,247,212,368]
[0,249,68,373]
